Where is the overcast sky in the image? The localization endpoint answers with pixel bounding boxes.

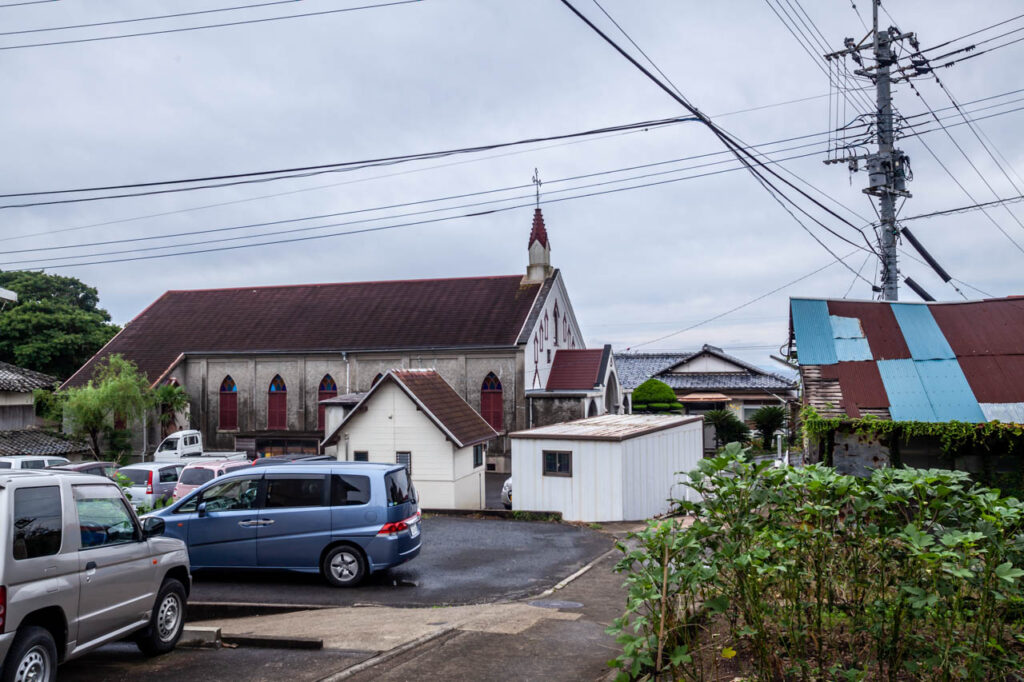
[2,0,1021,370]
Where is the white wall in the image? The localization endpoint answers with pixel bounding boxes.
[668,354,742,373]
[511,437,623,522]
[621,419,703,520]
[337,381,484,509]
[525,273,586,390]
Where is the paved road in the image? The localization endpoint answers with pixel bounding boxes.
[190,516,610,608]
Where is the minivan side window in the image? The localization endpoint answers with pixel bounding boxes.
[385,469,413,506]
[159,468,179,483]
[74,485,138,549]
[199,477,261,512]
[331,475,371,506]
[264,477,326,508]
[13,486,62,560]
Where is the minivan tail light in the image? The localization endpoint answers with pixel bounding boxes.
[146,470,153,495]
[0,585,7,634]
[377,511,421,536]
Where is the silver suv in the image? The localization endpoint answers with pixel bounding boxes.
[0,470,190,681]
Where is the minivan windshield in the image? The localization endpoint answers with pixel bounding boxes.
[179,468,215,486]
[385,468,413,506]
[119,469,150,485]
[157,439,178,452]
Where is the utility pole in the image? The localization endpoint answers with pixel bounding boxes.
[825,0,914,301]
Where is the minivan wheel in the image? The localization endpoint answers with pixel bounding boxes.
[322,545,366,587]
[135,579,186,657]
[2,626,56,682]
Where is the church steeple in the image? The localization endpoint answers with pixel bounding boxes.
[524,208,552,283]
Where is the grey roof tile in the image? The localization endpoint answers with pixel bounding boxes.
[0,428,91,457]
[0,362,57,393]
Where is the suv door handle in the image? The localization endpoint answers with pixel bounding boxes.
[238,520,259,527]
[260,519,274,526]
[85,561,97,571]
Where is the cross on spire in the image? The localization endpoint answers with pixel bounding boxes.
[532,168,542,207]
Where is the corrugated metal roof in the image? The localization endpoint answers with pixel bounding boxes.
[914,359,985,423]
[791,299,837,365]
[890,304,956,360]
[509,413,701,441]
[827,300,910,360]
[957,355,1024,404]
[830,315,873,361]
[980,403,1024,423]
[877,359,937,422]
[832,361,890,415]
[930,298,1024,357]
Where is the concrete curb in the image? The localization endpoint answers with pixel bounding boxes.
[221,633,323,650]
[316,627,458,682]
[534,546,618,599]
[424,508,562,522]
[179,626,221,648]
[188,601,332,621]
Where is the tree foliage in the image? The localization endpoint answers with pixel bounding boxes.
[704,408,750,448]
[632,379,681,413]
[0,270,119,380]
[750,405,787,449]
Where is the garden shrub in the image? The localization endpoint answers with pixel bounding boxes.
[631,404,648,412]
[608,445,1024,681]
[633,379,677,412]
[648,403,672,411]
[704,409,750,447]
[750,405,786,450]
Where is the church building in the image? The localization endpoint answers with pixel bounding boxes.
[65,209,622,470]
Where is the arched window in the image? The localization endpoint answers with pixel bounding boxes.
[553,302,560,346]
[317,374,338,431]
[219,376,238,430]
[481,373,503,431]
[371,373,383,388]
[268,375,287,430]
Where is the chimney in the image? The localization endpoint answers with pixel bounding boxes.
[524,208,552,283]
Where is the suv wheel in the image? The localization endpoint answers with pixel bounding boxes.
[135,578,186,656]
[322,545,366,587]
[2,626,56,682]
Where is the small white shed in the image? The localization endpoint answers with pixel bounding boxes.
[509,414,703,522]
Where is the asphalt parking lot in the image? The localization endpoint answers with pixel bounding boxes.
[189,515,611,608]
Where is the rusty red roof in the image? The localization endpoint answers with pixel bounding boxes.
[821,361,890,417]
[528,208,549,248]
[956,355,1024,404]
[929,298,1024,357]
[826,300,910,360]
[546,348,605,391]
[65,276,544,388]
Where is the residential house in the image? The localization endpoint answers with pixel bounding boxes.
[0,361,56,430]
[65,209,587,473]
[322,369,496,510]
[789,296,1024,477]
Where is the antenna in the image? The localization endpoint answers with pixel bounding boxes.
[531,168,542,207]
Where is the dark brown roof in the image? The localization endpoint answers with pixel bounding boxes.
[930,298,1024,357]
[820,361,890,418]
[0,428,90,458]
[323,369,497,448]
[66,276,544,388]
[546,348,604,390]
[390,370,497,447]
[826,300,911,360]
[0,362,57,393]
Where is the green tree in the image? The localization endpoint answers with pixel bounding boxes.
[751,405,787,450]
[704,408,750,448]
[63,354,150,460]
[0,270,119,380]
[632,378,681,413]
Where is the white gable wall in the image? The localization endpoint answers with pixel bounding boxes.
[511,437,623,522]
[337,381,483,509]
[669,353,745,373]
[524,272,586,390]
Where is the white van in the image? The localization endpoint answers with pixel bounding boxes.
[0,456,70,470]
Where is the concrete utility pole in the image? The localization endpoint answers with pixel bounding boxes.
[825,0,914,301]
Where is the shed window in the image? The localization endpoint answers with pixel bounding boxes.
[543,451,572,477]
[353,451,368,462]
[317,374,338,431]
[481,373,503,431]
[473,444,484,468]
[268,375,287,430]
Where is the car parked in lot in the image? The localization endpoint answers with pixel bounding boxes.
[48,461,118,479]
[173,459,250,500]
[118,463,184,511]
[0,455,71,470]
[147,462,421,587]
[0,470,190,681]
[501,477,512,510]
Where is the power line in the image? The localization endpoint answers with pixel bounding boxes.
[0,0,421,51]
[0,0,57,7]
[0,0,305,36]
[900,194,1024,222]
[624,251,859,351]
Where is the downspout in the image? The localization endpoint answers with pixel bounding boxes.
[342,352,350,393]
[343,433,350,462]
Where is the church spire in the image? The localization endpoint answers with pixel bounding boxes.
[524,169,553,283]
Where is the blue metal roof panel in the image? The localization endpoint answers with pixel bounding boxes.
[914,359,986,423]
[829,315,873,361]
[877,359,937,421]
[890,303,955,360]
[829,315,864,338]
[791,299,837,365]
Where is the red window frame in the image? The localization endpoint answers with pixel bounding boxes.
[268,375,287,430]
[481,373,503,431]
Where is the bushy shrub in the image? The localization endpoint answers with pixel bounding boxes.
[703,408,750,447]
[608,446,1024,681]
[633,379,677,409]
[750,405,786,449]
[630,403,648,412]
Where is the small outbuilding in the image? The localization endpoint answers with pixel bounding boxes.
[321,369,497,510]
[509,414,703,522]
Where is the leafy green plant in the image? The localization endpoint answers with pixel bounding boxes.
[607,446,1024,680]
[750,405,786,449]
[703,409,750,448]
[633,379,680,413]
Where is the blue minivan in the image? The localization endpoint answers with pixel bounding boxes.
[146,462,421,587]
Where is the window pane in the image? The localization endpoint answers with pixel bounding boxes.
[13,486,62,560]
[180,469,215,486]
[331,475,371,506]
[159,468,179,483]
[385,469,413,506]
[353,451,368,462]
[396,451,412,475]
[74,486,137,549]
[0,462,10,469]
[543,451,572,476]
[201,478,261,512]
[265,477,326,508]
[119,469,149,485]
[22,460,46,470]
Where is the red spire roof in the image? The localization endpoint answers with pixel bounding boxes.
[528,208,549,248]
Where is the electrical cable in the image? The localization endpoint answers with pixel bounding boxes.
[0,0,421,51]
